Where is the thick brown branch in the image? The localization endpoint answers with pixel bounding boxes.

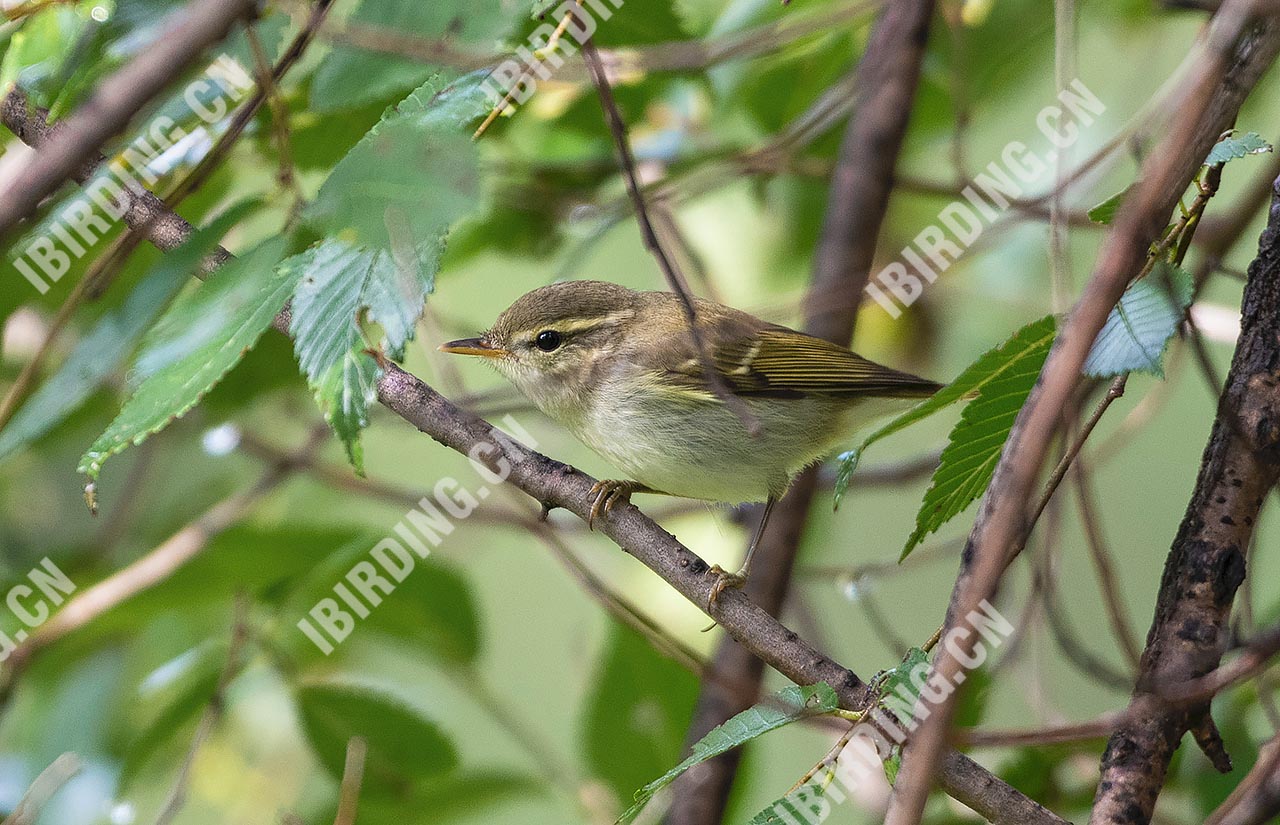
[885,5,1280,824]
[666,3,936,823]
[1088,178,1280,825]
[0,64,1065,825]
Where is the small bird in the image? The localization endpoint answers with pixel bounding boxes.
[440,280,940,605]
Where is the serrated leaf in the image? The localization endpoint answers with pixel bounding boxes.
[293,72,491,466]
[282,242,391,471]
[616,683,838,825]
[898,318,1057,559]
[747,770,844,825]
[1205,131,1272,166]
[77,237,293,481]
[305,71,488,262]
[1083,263,1193,378]
[295,681,458,797]
[1087,186,1131,224]
[835,316,1058,505]
[0,206,251,463]
[314,347,382,473]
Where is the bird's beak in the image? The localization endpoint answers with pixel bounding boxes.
[438,337,508,358]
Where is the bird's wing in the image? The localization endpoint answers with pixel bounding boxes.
[667,324,943,400]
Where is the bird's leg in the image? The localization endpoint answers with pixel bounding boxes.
[586,480,658,529]
[708,496,776,610]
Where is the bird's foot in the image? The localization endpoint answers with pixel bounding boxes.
[706,564,748,611]
[587,480,641,529]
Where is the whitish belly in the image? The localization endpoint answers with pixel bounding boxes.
[571,395,844,503]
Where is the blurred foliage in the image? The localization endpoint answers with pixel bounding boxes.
[2,1,1279,824]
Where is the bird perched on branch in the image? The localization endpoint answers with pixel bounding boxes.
[441,280,940,605]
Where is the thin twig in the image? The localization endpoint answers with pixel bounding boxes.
[1204,731,1280,825]
[668,4,936,821]
[2,753,82,825]
[1091,161,1280,825]
[153,595,251,825]
[0,72,1066,825]
[1071,454,1144,667]
[1025,376,1129,553]
[885,7,1280,821]
[333,737,367,825]
[578,28,760,436]
[244,24,303,222]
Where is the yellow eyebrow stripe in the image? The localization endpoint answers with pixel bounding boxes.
[543,310,637,336]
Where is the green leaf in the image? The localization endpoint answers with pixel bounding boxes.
[884,748,902,785]
[309,0,517,113]
[0,6,81,108]
[279,535,481,665]
[293,71,491,465]
[835,316,1058,506]
[295,681,458,797]
[1204,131,1273,166]
[747,769,845,825]
[953,664,993,729]
[358,771,545,825]
[304,71,488,260]
[0,206,250,463]
[869,647,930,785]
[77,237,293,481]
[582,625,699,805]
[63,528,361,647]
[872,647,930,713]
[1084,263,1193,378]
[1087,186,1131,224]
[280,244,390,471]
[616,683,838,825]
[314,347,382,473]
[898,317,1058,559]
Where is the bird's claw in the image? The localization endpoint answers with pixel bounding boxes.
[707,564,747,611]
[587,480,635,529]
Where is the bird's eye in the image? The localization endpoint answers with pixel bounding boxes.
[534,330,562,352]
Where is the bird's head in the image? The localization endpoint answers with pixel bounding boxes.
[439,280,644,414]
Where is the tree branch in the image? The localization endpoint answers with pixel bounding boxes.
[375,363,1065,825]
[667,3,936,822]
[0,0,259,238]
[1088,176,1280,824]
[0,63,1066,825]
[884,5,1280,823]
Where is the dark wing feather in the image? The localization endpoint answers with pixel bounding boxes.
[710,326,942,399]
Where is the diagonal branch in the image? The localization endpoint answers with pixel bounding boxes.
[0,0,259,238]
[0,72,1065,825]
[578,30,760,434]
[1087,177,1280,825]
[375,363,1065,825]
[884,4,1280,823]
[666,3,937,823]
